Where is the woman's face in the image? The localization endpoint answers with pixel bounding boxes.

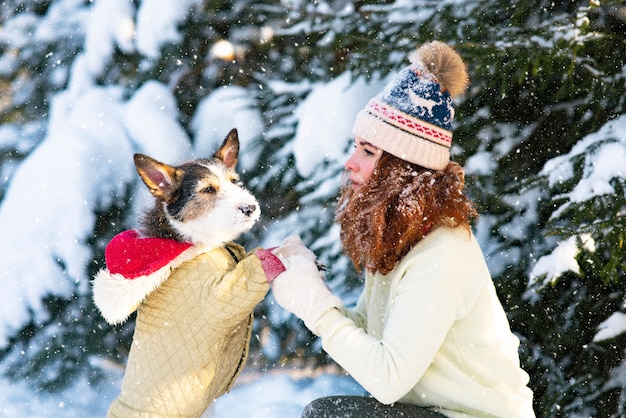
[344,137,383,190]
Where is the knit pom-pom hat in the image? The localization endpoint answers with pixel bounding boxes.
[352,41,469,170]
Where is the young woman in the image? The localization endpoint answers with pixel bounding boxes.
[269,41,535,417]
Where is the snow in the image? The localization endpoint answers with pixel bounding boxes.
[191,85,265,172]
[135,0,203,58]
[0,368,365,417]
[594,312,626,343]
[124,80,191,161]
[0,0,368,414]
[464,151,496,175]
[541,114,626,218]
[292,72,385,177]
[0,86,133,345]
[526,115,626,289]
[211,372,365,418]
[82,0,134,77]
[528,234,595,286]
[528,115,626,340]
[0,0,624,414]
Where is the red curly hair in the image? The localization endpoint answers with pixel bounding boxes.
[336,152,477,275]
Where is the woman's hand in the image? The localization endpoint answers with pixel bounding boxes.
[273,235,316,264]
[271,236,342,334]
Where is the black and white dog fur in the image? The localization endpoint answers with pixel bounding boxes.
[93,128,261,325]
[134,128,259,247]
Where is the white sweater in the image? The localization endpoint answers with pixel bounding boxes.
[316,227,535,418]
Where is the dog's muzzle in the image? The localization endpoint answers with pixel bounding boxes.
[239,204,257,217]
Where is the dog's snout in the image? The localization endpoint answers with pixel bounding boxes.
[239,204,257,217]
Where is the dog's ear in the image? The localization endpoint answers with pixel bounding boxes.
[214,128,239,169]
[133,154,182,201]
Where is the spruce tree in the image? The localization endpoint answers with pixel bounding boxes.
[248,1,626,415]
[0,1,624,416]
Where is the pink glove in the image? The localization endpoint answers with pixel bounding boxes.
[256,247,286,283]
[271,236,343,335]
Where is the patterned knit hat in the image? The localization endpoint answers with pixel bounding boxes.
[352,41,468,170]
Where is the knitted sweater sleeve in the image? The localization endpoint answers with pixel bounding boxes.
[340,283,370,329]
[315,230,480,405]
[317,287,457,404]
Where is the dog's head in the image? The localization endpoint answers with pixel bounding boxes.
[134,128,260,246]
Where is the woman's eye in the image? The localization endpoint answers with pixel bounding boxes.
[364,149,375,156]
[201,186,217,194]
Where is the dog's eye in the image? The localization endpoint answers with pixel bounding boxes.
[231,178,239,185]
[200,186,217,194]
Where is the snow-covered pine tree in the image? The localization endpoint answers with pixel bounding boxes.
[0,0,83,199]
[521,115,626,416]
[250,0,626,416]
[0,1,624,416]
[0,0,297,392]
[456,1,626,416]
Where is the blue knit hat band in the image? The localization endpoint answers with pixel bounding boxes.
[352,105,451,170]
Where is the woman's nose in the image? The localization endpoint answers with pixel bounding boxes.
[345,152,358,172]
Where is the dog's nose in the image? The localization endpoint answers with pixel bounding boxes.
[239,204,257,217]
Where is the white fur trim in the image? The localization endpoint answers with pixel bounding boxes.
[92,245,213,325]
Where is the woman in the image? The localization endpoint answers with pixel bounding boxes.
[269,41,535,417]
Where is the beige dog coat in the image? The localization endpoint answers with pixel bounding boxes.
[93,232,268,417]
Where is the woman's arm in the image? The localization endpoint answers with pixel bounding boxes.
[340,282,370,329]
[316,275,458,404]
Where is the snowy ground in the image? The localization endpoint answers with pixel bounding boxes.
[0,366,366,417]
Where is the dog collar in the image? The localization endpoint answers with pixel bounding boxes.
[105,230,193,279]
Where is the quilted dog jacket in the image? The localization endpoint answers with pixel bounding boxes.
[93,231,269,417]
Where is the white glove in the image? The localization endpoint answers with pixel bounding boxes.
[271,236,343,335]
[273,235,316,262]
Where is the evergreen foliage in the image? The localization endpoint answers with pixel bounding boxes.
[0,0,624,416]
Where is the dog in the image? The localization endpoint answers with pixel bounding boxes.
[93,129,271,418]
[132,128,260,247]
